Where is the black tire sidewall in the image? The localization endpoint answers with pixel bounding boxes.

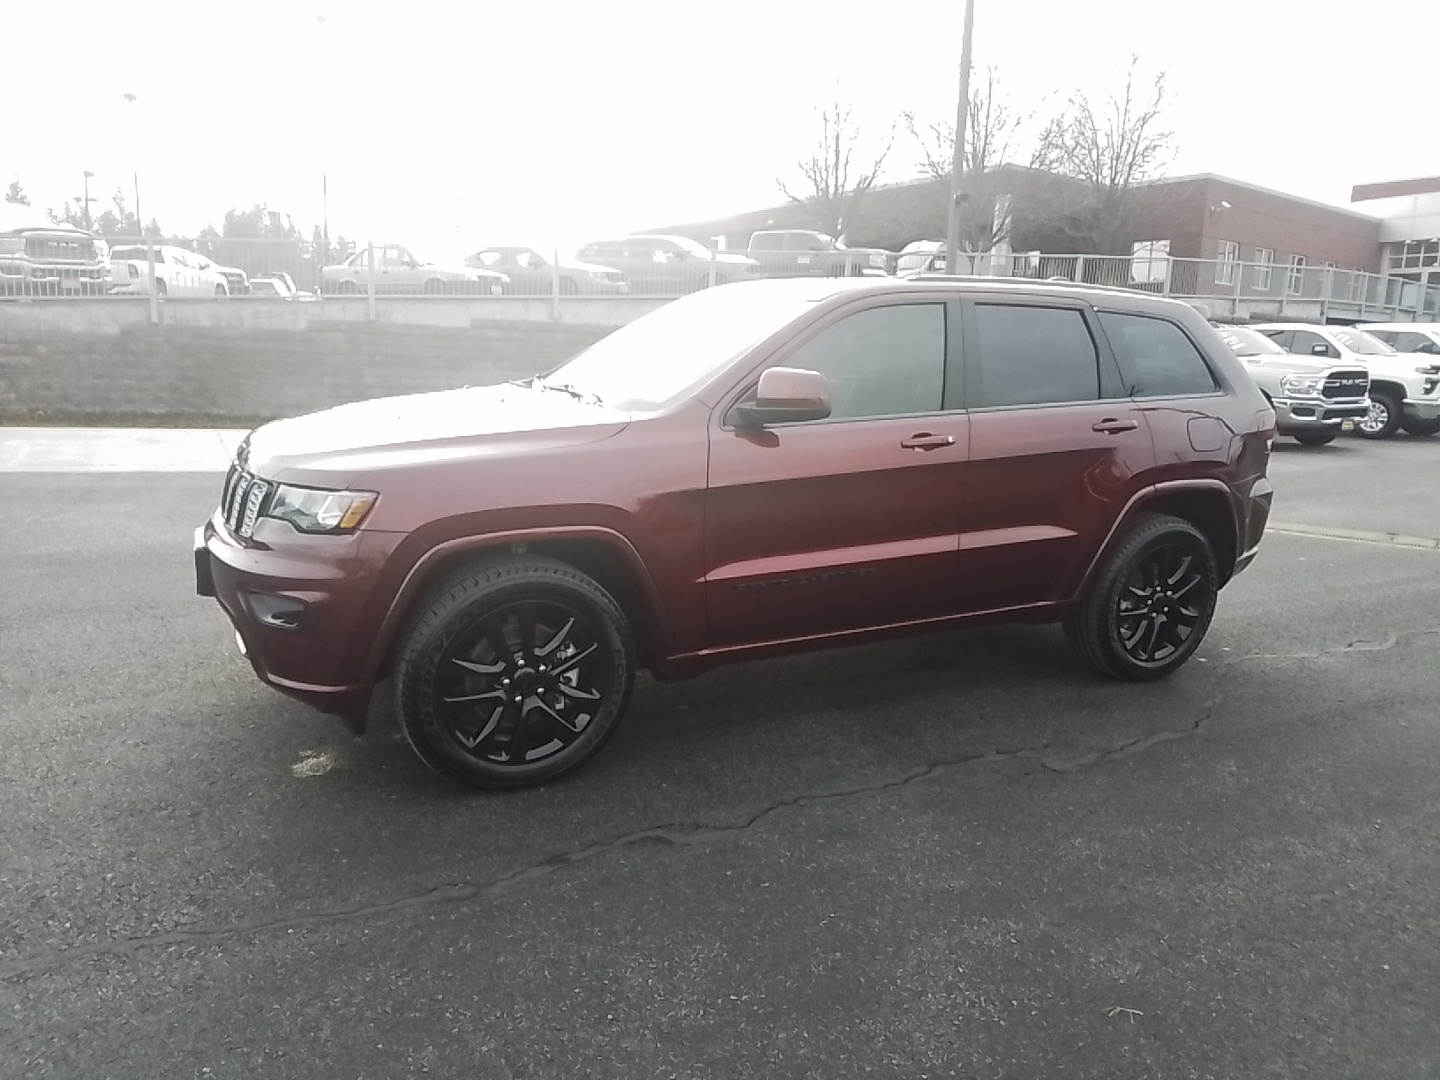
[397,562,635,789]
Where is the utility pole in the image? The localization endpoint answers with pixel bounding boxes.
[81,171,95,229]
[944,0,976,277]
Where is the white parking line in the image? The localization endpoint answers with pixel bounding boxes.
[0,428,246,473]
[1267,521,1440,551]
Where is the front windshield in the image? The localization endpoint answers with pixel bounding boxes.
[1214,325,1285,356]
[1331,329,1395,355]
[543,287,820,411]
[469,250,503,267]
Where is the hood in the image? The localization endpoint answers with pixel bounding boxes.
[1246,354,1334,374]
[242,383,630,480]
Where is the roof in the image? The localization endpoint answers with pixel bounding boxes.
[1141,173,1382,223]
[1352,177,1440,202]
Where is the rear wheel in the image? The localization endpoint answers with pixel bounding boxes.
[395,557,636,790]
[1063,514,1218,681]
[1294,432,1337,446]
[338,280,359,295]
[1356,388,1402,439]
[214,284,227,298]
[155,279,168,297]
[1401,417,1440,436]
[423,278,446,295]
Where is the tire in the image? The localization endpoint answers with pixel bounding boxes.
[1356,388,1402,439]
[1294,433,1337,446]
[1401,417,1440,437]
[1062,514,1218,681]
[155,279,168,297]
[338,280,359,295]
[423,278,445,295]
[214,284,227,298]
[395,557,636,790]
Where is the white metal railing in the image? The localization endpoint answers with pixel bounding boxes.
[5,234,1440,324]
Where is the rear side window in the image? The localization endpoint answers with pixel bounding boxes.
[781,303,945,420]
[970,304,1099,407]
[1100,313,1218,397]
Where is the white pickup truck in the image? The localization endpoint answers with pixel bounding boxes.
[1214,324,1370,446]
[1251,323,1440,439]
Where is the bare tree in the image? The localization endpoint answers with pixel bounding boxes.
[778,102,892,239]
[5,179,29,206]
[903,67,1029,249]
[1030,57,1173,253]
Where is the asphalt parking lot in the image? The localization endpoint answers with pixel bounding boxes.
[2,434,1438,1079]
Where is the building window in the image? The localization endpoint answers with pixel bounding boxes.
[1254,247,1274,291]
[1349,268,1366,303]
[1215,240,1239,285]
[1387,239,1440,272]
[1287,255,1306,296]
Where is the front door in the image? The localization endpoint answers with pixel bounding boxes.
[705,299,967,647]
[957,298,1155,613]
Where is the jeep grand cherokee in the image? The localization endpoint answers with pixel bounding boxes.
[196,277,1275,789]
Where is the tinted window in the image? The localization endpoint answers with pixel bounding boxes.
[1290,330,1335,358]
[971,304,1098,407]
[780,304,945,420]
[1100,313,1218,397]
[1394,331,1440,355]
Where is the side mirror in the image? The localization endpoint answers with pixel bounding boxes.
[1311,343,1330,356]
[734,367,832,428]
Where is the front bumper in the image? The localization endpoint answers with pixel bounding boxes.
[1402,400,1440,421]
[194,516,405,719]
[1272,397,1369,432]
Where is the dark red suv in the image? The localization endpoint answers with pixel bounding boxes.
[196,277,1275,788]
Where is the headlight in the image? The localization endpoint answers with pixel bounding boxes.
[1280,374,1324,394]
[265,483,377,533]
[868,252,887,268]
[1414,364,1440,375]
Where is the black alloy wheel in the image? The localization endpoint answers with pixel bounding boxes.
[396,558,635,789]
[1064,514,1218,681]
[1356,388,1402,439]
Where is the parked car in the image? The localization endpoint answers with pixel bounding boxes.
[1211,324,1369,445]
[1357,322,1440,356]
[251,272,316,302]
[0,215,108,296]
[214,263,248,296]
[196,277,1275,790]
[320,245,508,295]
[746,230,891,277]
[575,234,759,293]
[109,244,231,297]
[1251,323,1440,438]
[463,246,627,295]
[896,239,947,277]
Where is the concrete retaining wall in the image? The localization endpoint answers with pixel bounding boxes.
[0,316,615,424]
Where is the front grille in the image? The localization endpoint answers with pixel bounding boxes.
[221,464,270,538]
[1322,370,1369,400]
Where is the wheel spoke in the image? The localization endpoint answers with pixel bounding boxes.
[481,618,516,666]
[452,657,506,676]
[535,617,576,658]
[504,705,533,761]
[549,642,597,677]
[443,688,508,704]
[556,681,601,702]
[1164,554,1193,587]
[455,705,505,749]
[516,602,538,657]
[531,696,584,735]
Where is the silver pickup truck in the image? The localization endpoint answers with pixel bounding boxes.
[1213,324,1370,446]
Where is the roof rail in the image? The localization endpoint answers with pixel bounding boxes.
[908,273,1145,296]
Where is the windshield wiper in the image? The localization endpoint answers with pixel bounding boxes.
[535,378,604,407]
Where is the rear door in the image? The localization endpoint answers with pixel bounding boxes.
[705,298,968,646]
[957,298,1154,612]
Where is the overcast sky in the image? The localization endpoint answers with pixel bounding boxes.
[7,0,1438,260]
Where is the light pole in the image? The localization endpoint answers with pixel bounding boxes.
[122,93,141,234]
[944,0,976,277]
[121,91,158,322]
[80,171,95,229]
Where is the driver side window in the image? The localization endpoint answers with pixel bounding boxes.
[775,304,946,421]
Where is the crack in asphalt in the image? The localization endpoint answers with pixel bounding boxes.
[1225,626,1439,664]
[0,705,1218,983]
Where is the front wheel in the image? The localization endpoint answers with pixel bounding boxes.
[1063,514,1218,681]
[1356,388,1402,439]
[1294,432,1337,446]
[395,558,636,790]
[1401,416,1440,437]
